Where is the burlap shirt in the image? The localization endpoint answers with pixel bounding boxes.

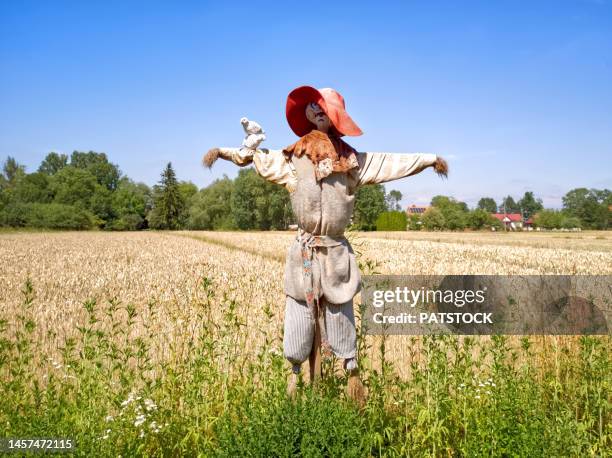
[217,136,437,304]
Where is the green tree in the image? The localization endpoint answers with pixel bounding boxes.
[517,191,543,218]
[468,208,497,230]
[477,197,497,213]
[500,195,519,213]
[13,172,52,203]
[178,181,198,204]
[175,181,198,227]
[232,169,264,230]
[562,188,610,229]
[148,162,185,230]
[444,208,467,230]
[421,207,445,230]
[385,190,403,211]
[49,166,111,226]
[50,167,98,208]
[188,176,235,230]
[70,151,121,191]
[110,178,151,230]
[38,152,68,175]
[431,195,469,213]
[534,210,566,229]
[231,168,292,230]
[431,195,469,230]
[353,184,386,230]
[2,156,26,186]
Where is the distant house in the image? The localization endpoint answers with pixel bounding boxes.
[406,204,430,215]
[491,213,532,231]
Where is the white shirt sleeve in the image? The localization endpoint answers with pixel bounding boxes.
[215,147,296,191]
[353,152,437,187]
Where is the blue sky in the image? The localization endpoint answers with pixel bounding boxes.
[1,1,611,208]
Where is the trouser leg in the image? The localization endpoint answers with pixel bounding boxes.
[283,295,314,373]
[323,297,358,370]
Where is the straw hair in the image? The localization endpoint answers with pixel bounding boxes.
[434,157,448,178]
[203,148,221,168]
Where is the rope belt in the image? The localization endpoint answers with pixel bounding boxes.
[297,228,346,359]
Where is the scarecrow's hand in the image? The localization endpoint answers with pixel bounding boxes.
[203,147,254,168]
[242,133,266,150]
[433,156,448,178]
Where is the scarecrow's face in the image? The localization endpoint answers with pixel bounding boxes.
[305,102,331,133]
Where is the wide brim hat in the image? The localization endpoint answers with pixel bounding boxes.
[286,86,363,137]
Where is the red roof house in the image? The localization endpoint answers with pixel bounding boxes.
[491,213,531,230]
[406,204,430,215]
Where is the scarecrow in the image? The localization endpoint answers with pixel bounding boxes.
[203,86,448,405]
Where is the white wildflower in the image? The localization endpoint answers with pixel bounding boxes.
[105,415,114,422]
[144,399,157,411]
[134,414,146,427]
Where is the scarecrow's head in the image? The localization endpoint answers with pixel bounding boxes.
[286,86,363,138]
[305,102,331,133]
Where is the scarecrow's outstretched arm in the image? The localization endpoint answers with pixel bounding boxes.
[353,152,447,187]
[203,147,296,191]
[203,118,296,191]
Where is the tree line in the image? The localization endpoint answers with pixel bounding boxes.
[414,190,610,231]
[0,154,609,231]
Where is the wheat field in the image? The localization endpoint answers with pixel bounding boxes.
[1,230,610,375]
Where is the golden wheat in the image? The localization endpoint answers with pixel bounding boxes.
[1,230,610,379]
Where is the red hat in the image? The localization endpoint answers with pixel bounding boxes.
[286,86,363,137]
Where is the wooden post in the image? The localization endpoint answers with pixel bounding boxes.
[308,318,322,383]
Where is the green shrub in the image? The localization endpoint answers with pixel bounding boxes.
[534,209,582,229]
[0,202,94,229]
[467,208,498,230]
[407,213,422,230]
[215,390,374,457]
[107,213,144,231]
[421,207,446,230]
[375,211,407,231]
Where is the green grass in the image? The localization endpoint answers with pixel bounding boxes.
[0,278,610,457]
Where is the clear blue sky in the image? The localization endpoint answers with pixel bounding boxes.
[1,1,611,208]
